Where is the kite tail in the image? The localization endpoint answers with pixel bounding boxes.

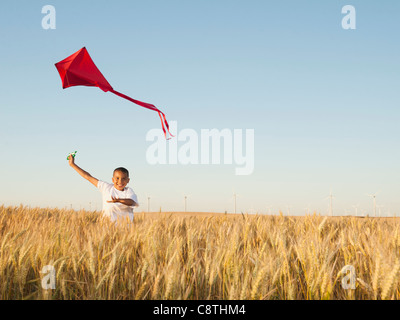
[110,89,174,139]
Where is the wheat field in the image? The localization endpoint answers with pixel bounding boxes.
[1,205,400,300]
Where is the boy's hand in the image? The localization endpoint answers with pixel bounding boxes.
[68,153,75,166]
[107,196,119,203]
[107,196,135,207]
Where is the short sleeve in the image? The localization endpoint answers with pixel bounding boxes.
[127,188,139,207]
[97,180,107,193]
[97,180,113,195]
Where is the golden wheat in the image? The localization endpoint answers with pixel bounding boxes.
[1,205,400,299]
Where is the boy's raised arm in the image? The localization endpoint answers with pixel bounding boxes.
[68,154,98,187]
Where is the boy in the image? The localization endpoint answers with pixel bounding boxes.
[68,154,139,223]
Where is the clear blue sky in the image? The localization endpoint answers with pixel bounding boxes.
[0,1,399,215]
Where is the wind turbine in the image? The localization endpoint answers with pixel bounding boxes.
[352,204,360,217]
[231,190,240,214]
[367,192,379,217]
[377,205,384,218]
[180,191,192,213]
[147,196,151,213]
[362,209,368,217]
[184,194,192,212]
[325,190,335,216]
[286,205,292,216]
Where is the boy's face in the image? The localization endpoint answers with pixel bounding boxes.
[112,170,130,191]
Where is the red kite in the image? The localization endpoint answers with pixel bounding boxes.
[55,47,173,139]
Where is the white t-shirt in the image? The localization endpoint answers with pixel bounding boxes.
[97,180,139,222]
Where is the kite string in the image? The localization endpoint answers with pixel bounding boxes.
[110,89,174,139]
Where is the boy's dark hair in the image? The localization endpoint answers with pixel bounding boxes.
[113,167,129,177]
